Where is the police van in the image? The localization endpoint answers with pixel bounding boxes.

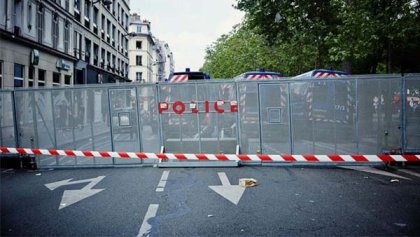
[167,68,211,82]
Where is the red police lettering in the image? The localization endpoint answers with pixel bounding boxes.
[230,101,238,112]
[190,101,199,113]
[204,101,210,113]
[158,100,238,114]
[173,101,186,114]
[214,100,225,113]
[159,102,168,114]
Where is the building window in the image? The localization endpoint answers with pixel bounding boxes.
[65,0,70,11]
[136,41,142,49]
[64,21,70,53]
[112,55,116,71]
[136,56,142,66]
[101,14,105,39]
[53,72,61,86]
[37,3,43,43]
[93,44,99,66]
[136,72,142,81]
[74,0,81,22]
[93,7,98,34]
[107,51,111,70]
[112,24,115,46]
[117,3,120,20]
[101,48,105,68]
[64,75,71,85]
[0,61,3,89]
[74,31,82,58]
[117,30,120,46]
[14,64,24,88]
[84,0,90,28]
[52,13,59,49]
[136,26,141,33]
[106,20,111,43]
[85,38,91,63]
[74,0,80,10]
[27,2,32,30]
[28,67,34,87]
[125,14,128,30]
[38,69,45,87]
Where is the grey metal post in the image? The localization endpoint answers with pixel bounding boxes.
[355,79,360,154]
[12,91,19,148]
[71,91,77,166]
[30,92,39,148]
[235,81,241,153]
[401,75,407,153]
[106,88,115,165]
[333,81,337,153]
[134,87,143,156]
[195,84,202,153]
[50,91,57,149]
[257,83,263,154]
[89,89,96,165]
[0,94,3,146]
[287,83,294,154]
[156,83,164,150]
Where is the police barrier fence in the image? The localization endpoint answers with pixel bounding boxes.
[0,74,419,167]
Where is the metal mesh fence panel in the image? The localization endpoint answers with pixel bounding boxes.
[137,85,160,155]
[109,87,142,164]
[405,75,420,151]
[357,77,401,154]
[159,82,237,154]
[290,81,311,154]
[292,79,357,154]
[0,91,16,148]
[259,83,291,154]
[15,90,56,166]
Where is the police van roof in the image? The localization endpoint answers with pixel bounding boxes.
[293,69,348,78]
[168,71,211,82]
[235,71,283,80]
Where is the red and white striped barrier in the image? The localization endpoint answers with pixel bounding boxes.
[169,74,188,83]
[1,147,419,163]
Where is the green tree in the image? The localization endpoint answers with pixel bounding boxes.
[233,0,420,74]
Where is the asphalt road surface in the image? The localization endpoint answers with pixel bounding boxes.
[1,165,420,236]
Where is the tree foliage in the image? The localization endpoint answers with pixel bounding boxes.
[202,0,420,77]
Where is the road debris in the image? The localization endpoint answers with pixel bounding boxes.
[239,178,257,187]
[390,179,400,183]
[393,223,407,227]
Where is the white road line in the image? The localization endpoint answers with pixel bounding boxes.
[156,170,170,192]
[2,169,14,173]
[339,166,411,180]
[137,204,159,237]
[398,169,420,178]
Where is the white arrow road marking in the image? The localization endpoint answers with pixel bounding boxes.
[45,176,106,210]
[339,166,411,180]
[209,172,246,205]
[137,204,159,237]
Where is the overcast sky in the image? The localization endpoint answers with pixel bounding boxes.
[130,0,245,72]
